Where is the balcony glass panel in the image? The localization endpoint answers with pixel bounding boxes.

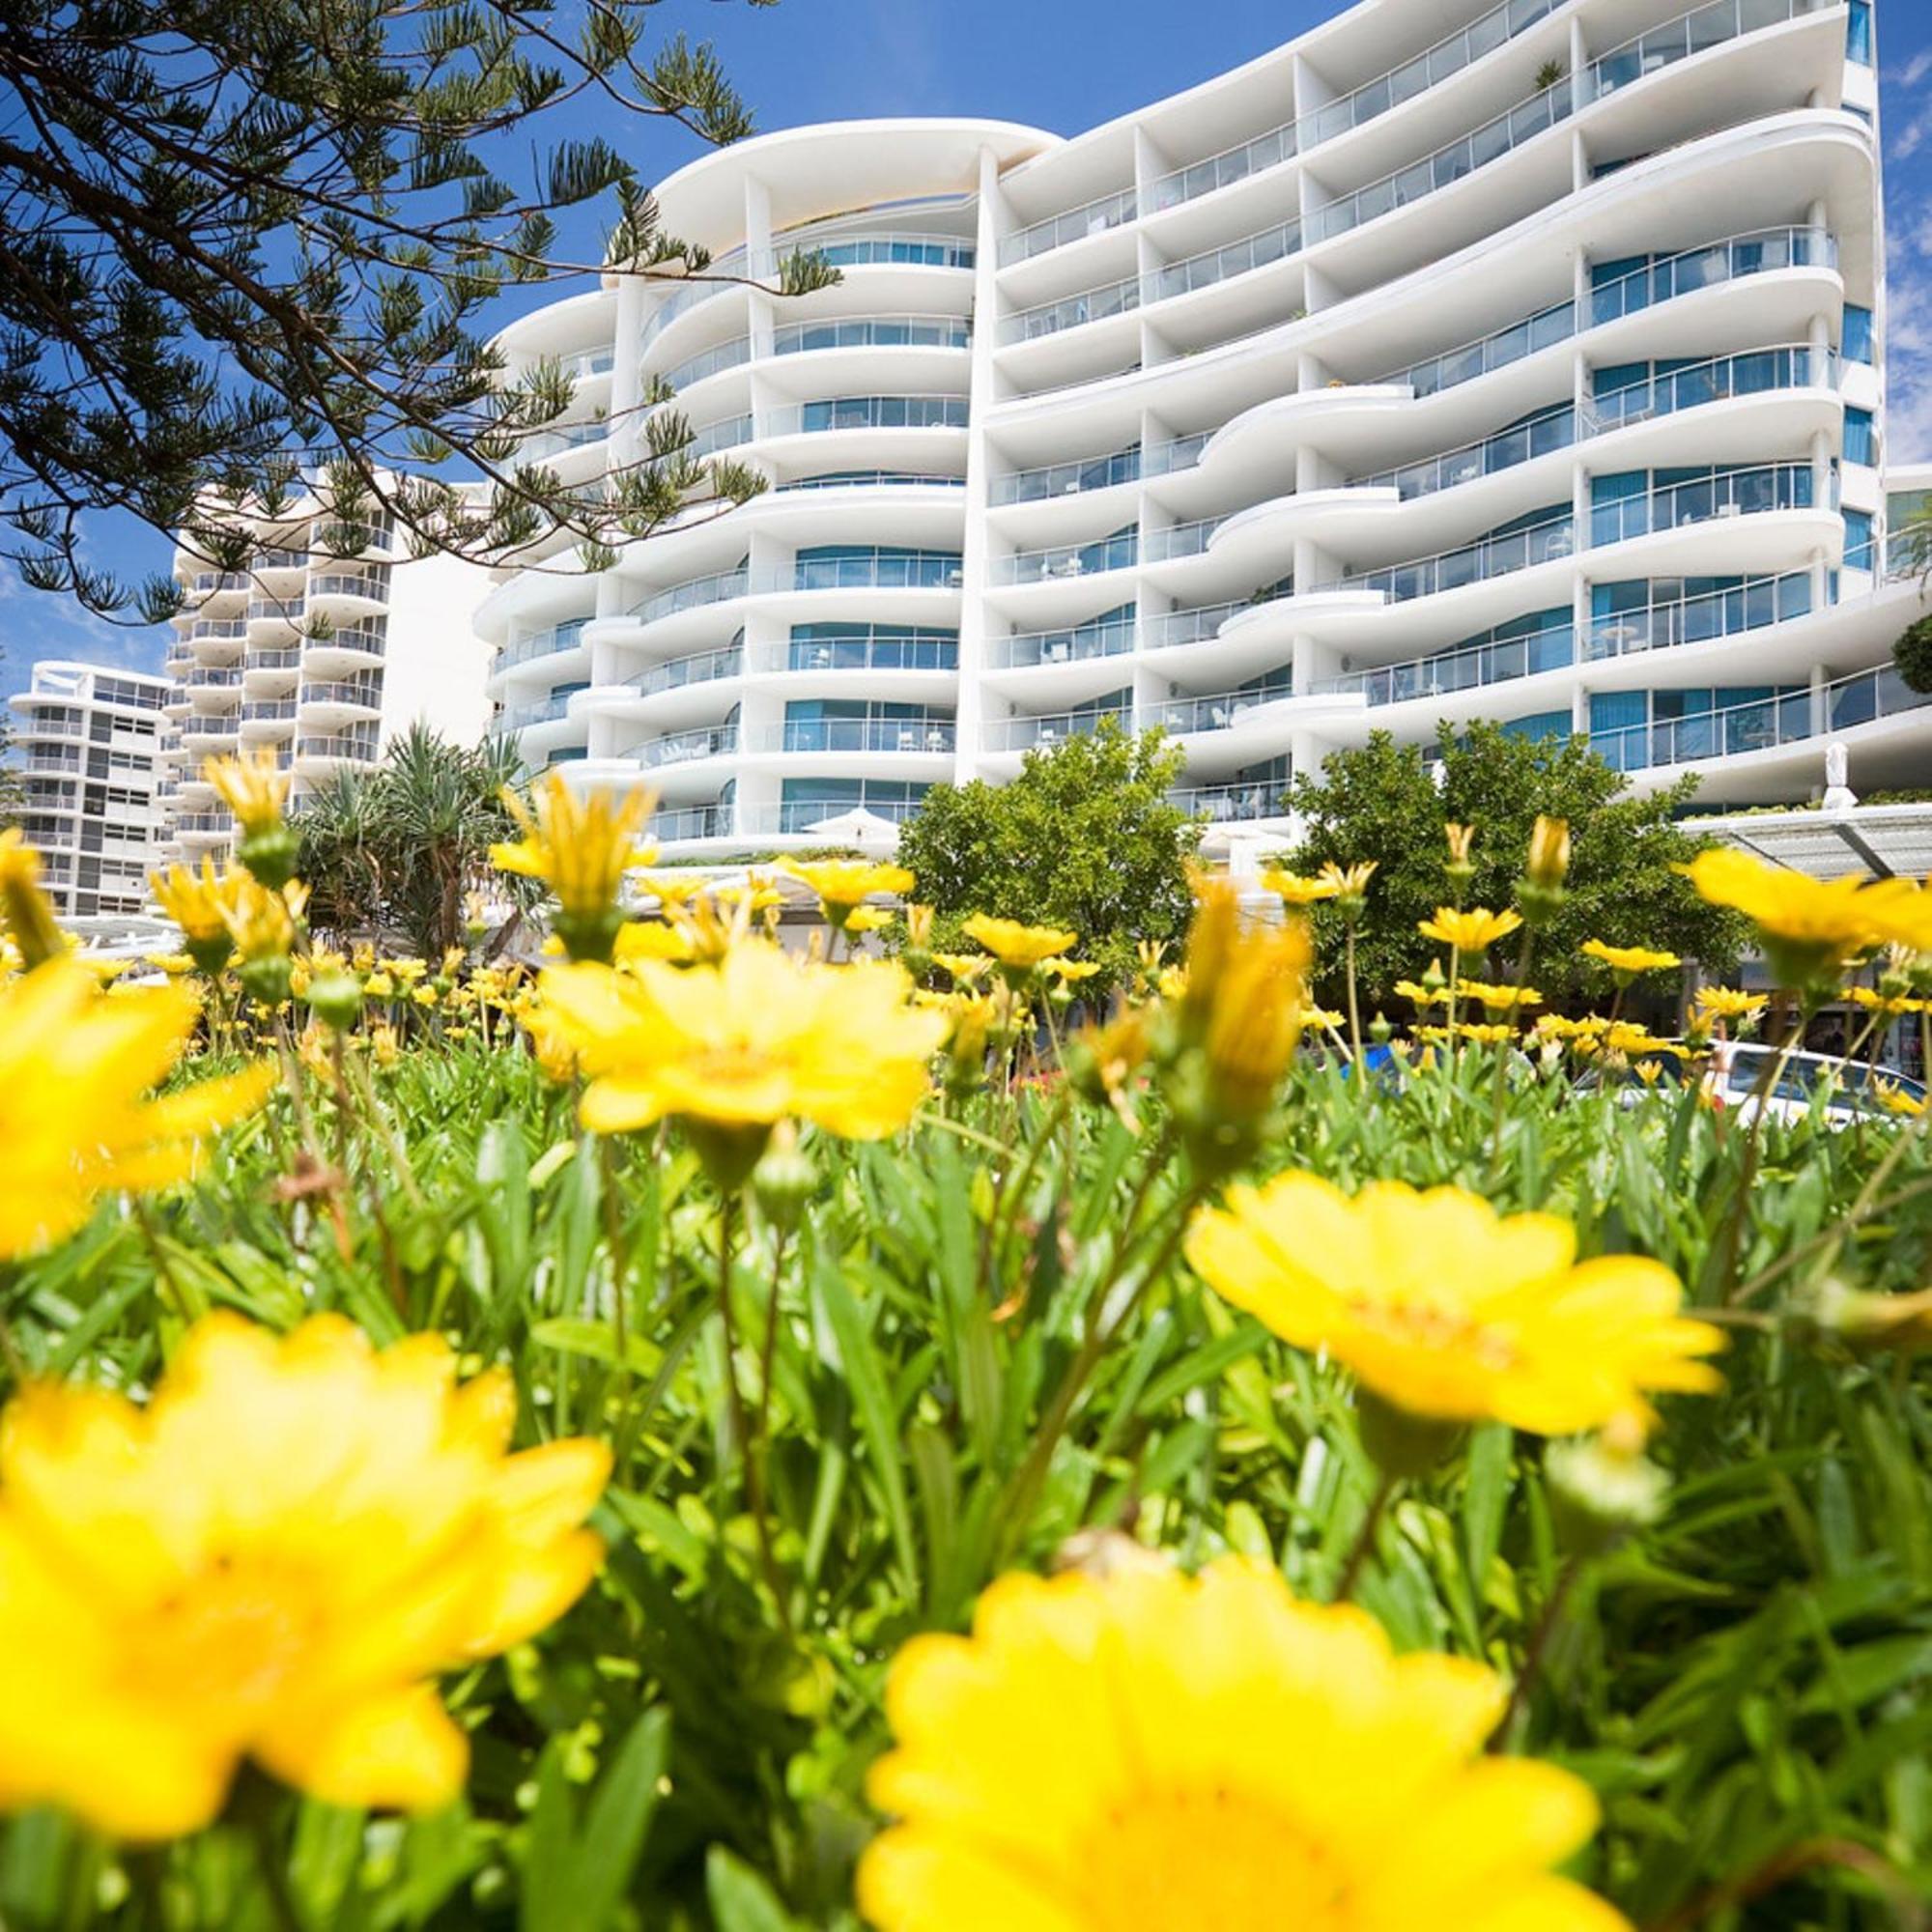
[1001,187,1139,266]
[993,444,1141,504]
[1152,218,1301,301]
[990,608,1137,669]
[1591,0,1809,101]
[1335,512,1575,600]
[1590,463,1815,547]
[1002,274,1141,345]
[661,335,753,391]
[771,315,971,355]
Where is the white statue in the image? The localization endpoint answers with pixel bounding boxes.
[1822,741,1858,813]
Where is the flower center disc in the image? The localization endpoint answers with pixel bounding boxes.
[1074,1785,1349,1930]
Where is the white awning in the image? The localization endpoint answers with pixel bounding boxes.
[1690,802,1932,881]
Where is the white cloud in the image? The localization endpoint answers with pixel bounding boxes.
[0,571,168,686]
[1904,49,1932,90]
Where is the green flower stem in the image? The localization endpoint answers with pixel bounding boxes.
[1331,1468,1398,1605]
[1485,1555,1581,1754]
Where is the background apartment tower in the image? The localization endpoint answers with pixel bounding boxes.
[476,0,1911,857]
[8,660,174,922]
[161,481,496,860]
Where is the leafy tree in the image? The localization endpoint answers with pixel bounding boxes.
[1893,613,1932,696]
[298,724,531,956]
[1,0,835,620]
[896,721,1202,983]
[1284,724,1747,1008]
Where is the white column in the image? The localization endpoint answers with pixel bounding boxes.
[952,146,1004,786]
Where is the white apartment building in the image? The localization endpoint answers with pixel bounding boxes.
[474,0,1921,856]
[162,484,496,858]
[9,661,174,920]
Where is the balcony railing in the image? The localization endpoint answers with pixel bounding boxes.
[773,471,965,493]
[760,718,956,755]
[176,810,237,835]
[1312,81,1572,245]
[981,706,1129,753]
[1355,404,1576,499]
[517,419,607,464]
[1172,780,1287,823]
[630,644,744,696]
[1144,515,1229,563]
[185,668,243,691]
[499,694,576,731]
[299,680,383,710]
[1329,512,1576,601]
[995,531,1138,585]
[252,548,307,571]
[992,445,1142,505]
[771,314,971,355]
[498,621,587,670]
[661,334,752,391]
[1146,685,1289,733]
[649,804,733,842]
[1001,186,1140,267]
[775,633,958,673]
[1579,345,1826,436]
[763,396,970,436]
[307,570,390,602]
[1592,0,1819,101]
[1589,226,1836,328]
[986,611,1138,669]
[242,699,298,724]
[1321,627,1577,706]
[1593,664,1925,776]
[1590,463,1818,547]
[1585,569,1818,662]
[1144,600,1247,650]
[189,619,250,642]
[307,625,388,660]
[639,724,738,768]
[246,647,303,672]
[631,554,965,623]
[685,412,754,460]
[1153,218,1302,303]
[296,731,380,761]
[1002,273,1141,346]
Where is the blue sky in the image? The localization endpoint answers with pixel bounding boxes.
[11,0,1932,683]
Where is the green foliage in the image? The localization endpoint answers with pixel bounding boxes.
[0,0,834,619]
[2,1034,1930,1924]
[1286,724,1749,1005]
[1894,613,1932,696]
[895,721,1203,980]
[297,724,532,955]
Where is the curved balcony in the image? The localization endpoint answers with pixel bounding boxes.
[1590,0,1817,105]
[993,529,1138,587]
[770,314,971,356]
[648,803,734,843]
[298,678,383,719]
[184,668,244,700]
[517,419,608,466]
[981,704,1130,755]
[639,723,739,770]
[305,569,391,608]
[302,624,388,668]
[1310,81,1572,246]
[296,730,380,768]
[1579,344,1829,438]
[180,715,242,749]
[497,620,589,674]
[1172,780,1289,825]
[241,699,298,736]
[751,718,957,756]
[498,693,578,733]
[761,395,970,438]
[772,471,966,495]
[187,618,250,647]
[175,810,236,838]
[630,643,744,697]
[985,609,1138,671]
[1151,217,1302,305]
[1322,510,1576,603]
[759,631,958,676]
[629,552,965,627]
[992,444,1143,507]
[1588,463,1819,550]
[1002,186,1139,267]
[1002,273,1140,347]
[1595,664,1930,779]
[661,334,753,393]
[1146,683,1290,735]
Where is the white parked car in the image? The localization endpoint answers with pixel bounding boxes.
[1704,1042,1927,1128]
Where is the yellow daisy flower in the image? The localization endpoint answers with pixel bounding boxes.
[860,1555,1631,1932]
[614,919,697,966]
[1456,980,1544,1013]
[1580,940,1682,980]
[0,960,273,1261]
[0,1314,609,1838]
[1185,1174,1722,1435]
[1678,849,1916,984]
[1417,906,1523,953]
[1692,986,1768,1023]
[1262,868,1341,908]
[962,914,1080,977]
[784,859,915,925]
[492,772,655,964]
[534,941,947,1182]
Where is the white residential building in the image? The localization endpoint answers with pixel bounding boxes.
[473,0,1922,856]
[162,484,496,859]
[9,661,174,920]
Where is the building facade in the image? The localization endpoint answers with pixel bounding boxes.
[475,0,1921,856]
[8,661,174,921]
[162,486,496,860]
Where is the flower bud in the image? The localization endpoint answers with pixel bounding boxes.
[751,1122,816,1234]
[1547,1433,1668,1557]
[307,971,364,1033]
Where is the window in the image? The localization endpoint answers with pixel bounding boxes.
[1844,407,1877,469]
[1843,509,1875,572]
[1847,0,1873,67]
[1843,305,1875,365]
